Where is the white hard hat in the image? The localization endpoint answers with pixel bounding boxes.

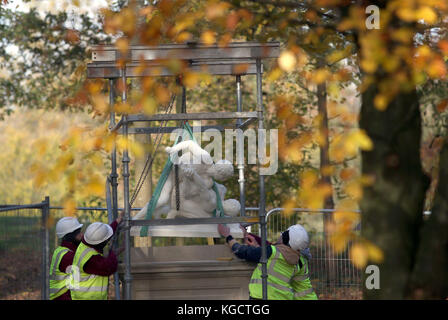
[56,217,83,238]
[84,222,113,245]
[287,224,309,251]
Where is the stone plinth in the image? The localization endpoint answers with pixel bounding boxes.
[118,245,256,300]
[130,223,244,238]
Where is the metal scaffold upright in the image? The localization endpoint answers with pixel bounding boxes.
[86,42,280,300]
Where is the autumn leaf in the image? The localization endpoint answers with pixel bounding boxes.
[85,176,105,197]
[65,29,80,44]
[438,40,448,55]
[340,168,356,181]
[415,6,438,24]
[366,242,384,263]
[312,68,330,84]
[374,94,388,111]
[201,31,216,45]
[63,198,77,216]
[351,243,369,268]
[183,71,201,88]
[436,100,448,113]
[266,67,283,82]
[344,180,363,200]
[330,231,351,253]
[282,199,296,217]
[116,37,129,56]
[206,1,231,20]
[326,45,353,64]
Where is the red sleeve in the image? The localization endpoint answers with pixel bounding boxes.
[249,233,272,246]
[83,250,118,276]
[110,220,118,233]
[59,251,75,273]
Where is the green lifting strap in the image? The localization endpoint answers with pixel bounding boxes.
[140,122,225,237]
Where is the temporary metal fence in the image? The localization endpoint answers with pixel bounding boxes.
[0,197,50,300]
[0,201,119,300]
[249,208,362,300]
[0,199,362,300]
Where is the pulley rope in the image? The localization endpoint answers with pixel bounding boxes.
[129,94,176,207]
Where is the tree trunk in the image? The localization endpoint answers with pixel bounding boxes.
[317,76,336,290]
[360,84,430,299]
[407,139,448,299]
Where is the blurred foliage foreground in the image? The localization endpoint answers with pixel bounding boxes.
[1,0,448,299]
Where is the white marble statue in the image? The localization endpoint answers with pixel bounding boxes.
[132,140,241,223]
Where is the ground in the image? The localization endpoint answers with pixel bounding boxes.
[0,249,41,300]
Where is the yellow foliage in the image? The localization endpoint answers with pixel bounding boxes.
[374,94,388,111]
[326,45,353,64]
[115,37,129,55]
[366,242,384,263]
[183,71,201,88]
[201,30,216,45]
[330,129,373,163]
[344,180,363,201]
[282,199,296,217]
[330,231,352,253]
[205,1,231,20]
[350,241,384,269]
[297,170,333,210]
[266,67,283,82]
[350,243,369,268]
[84,175,105,197]
[415,6,438,24]
[63,198,77,216]
[312,68,331,84]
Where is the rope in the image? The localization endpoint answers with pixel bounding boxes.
[129,94,176,207]
[174,164,180,211]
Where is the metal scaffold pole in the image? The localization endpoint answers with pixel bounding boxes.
[41,196,50,300]
[256,59,268,300]
[109,78,121,300]
[236,75,246,217]
[121,69,133,300]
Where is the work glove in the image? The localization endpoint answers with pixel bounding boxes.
[217,224,230,238]
[245,234,260,247]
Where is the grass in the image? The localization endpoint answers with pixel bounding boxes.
[0,215,42,252]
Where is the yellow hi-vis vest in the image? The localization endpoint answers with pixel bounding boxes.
[70,242,109,300]
[49,246,71,300]
[249,245,318,300]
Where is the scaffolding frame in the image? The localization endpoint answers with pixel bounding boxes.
[87,41,280,300]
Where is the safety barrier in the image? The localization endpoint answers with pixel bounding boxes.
[0,201,362,300]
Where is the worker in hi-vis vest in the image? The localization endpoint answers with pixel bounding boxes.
[218,223,318,300]
[50,217,84,300]
[70,212,124,300]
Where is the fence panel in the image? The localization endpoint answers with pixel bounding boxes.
[0,207,47,299]
[1,204,362,300]
[250,209,362,300]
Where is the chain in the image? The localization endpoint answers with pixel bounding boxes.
[174,164,180,211]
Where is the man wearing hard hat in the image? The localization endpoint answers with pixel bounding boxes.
[50,217,84,300]
[69,212,124,300]
[218,223,318,300]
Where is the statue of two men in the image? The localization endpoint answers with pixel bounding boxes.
[132,140,241,222]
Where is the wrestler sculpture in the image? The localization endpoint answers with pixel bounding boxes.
[132,140,241,224]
